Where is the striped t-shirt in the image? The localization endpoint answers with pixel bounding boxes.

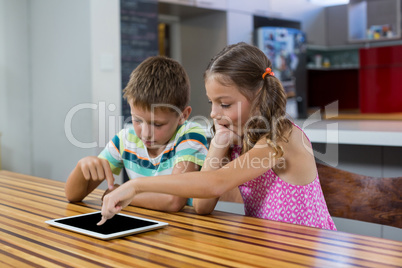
[98,121,208,179]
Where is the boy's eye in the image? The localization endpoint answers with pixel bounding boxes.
[153,123,163,127]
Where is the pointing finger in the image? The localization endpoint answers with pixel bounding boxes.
[101,159,115,190]
[97,216,107,226]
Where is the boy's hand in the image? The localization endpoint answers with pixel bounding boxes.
[78,156,115,190]
[101,184,120,201]
[97,181,136,225]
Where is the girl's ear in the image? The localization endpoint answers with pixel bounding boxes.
[179,106,192,124]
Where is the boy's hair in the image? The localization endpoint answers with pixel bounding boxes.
[123,56,190,113]
[204,42,292,157]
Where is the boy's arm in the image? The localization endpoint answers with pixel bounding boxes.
[127,161,200,212]
[65,156,115,202]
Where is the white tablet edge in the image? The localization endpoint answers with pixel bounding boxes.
[45,211,169,240]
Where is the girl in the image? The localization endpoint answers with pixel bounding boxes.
[99,42,336,230]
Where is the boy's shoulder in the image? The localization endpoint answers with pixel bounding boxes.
[115,125,141,145]
[176,120,208,137]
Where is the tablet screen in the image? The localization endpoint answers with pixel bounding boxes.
[46,212,168,240]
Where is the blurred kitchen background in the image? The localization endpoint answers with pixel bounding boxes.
[1,0,401,241]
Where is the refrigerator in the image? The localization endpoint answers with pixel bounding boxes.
[255,27,308,119]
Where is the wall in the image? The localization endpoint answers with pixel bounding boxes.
[29,0,93,181]
[180,12,227,118]
[0,0,121,185]
[326,4,348,46]
[0,0,32,175]
[89,0,122,156]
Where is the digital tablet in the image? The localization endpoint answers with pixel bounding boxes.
[45,211,168,240]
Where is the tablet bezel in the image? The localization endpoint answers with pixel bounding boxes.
[45,211,168,240]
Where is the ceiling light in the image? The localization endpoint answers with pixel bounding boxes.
[309,0,349,6]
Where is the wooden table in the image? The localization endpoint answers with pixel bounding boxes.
[1,171,401,267]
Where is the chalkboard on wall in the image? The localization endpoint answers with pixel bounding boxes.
[120,0,158,122]
[120,0,158,182]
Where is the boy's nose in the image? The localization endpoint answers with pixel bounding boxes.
[142,124,153,139]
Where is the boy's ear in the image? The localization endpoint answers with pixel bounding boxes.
[179,106,192,124]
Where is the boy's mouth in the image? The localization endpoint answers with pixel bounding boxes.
[142,140,154,145]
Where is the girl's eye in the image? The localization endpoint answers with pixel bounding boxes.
[153,124,163,128]
[208,100,230,108]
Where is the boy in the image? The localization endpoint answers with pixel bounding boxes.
[65,56,208,212]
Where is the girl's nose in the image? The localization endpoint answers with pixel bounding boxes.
[210,106,221,120]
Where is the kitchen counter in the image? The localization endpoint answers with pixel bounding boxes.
[294,119,402,147]
[195,118,402,147]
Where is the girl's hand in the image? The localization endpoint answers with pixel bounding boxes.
[78,156,115,190]
[212,122,241,148]
[97,181,137,225]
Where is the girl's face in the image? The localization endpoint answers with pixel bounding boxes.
[206,77,252,138]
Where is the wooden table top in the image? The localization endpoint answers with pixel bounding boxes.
[1,170,401,267]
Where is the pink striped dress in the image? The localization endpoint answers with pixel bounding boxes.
[231,144,337,231]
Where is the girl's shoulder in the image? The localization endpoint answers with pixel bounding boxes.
[287,124,313,151]
[274,124,317,185]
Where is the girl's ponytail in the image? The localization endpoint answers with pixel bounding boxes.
[243,68,292,158]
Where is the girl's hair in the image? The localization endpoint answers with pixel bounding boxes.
[123,56,190,113]
[204,42,292,157]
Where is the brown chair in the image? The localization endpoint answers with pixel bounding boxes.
[317,163,402,229]
[219,163,402,229]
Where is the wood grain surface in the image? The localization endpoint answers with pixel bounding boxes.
[1,170,401,267]
[317,163,402,228]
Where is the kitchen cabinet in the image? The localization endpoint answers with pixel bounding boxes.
[307,47,360,111]
[307,68,359,111]
[326,4,349,46]
[158,0,194,7]
[359,45,402,113]
[348,0,401,43]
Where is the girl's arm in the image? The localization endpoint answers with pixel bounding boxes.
[127,161,200,212]
[99,138,276,225]
[192,136,231,214]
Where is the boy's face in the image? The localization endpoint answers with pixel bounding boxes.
[130,103,190,155]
